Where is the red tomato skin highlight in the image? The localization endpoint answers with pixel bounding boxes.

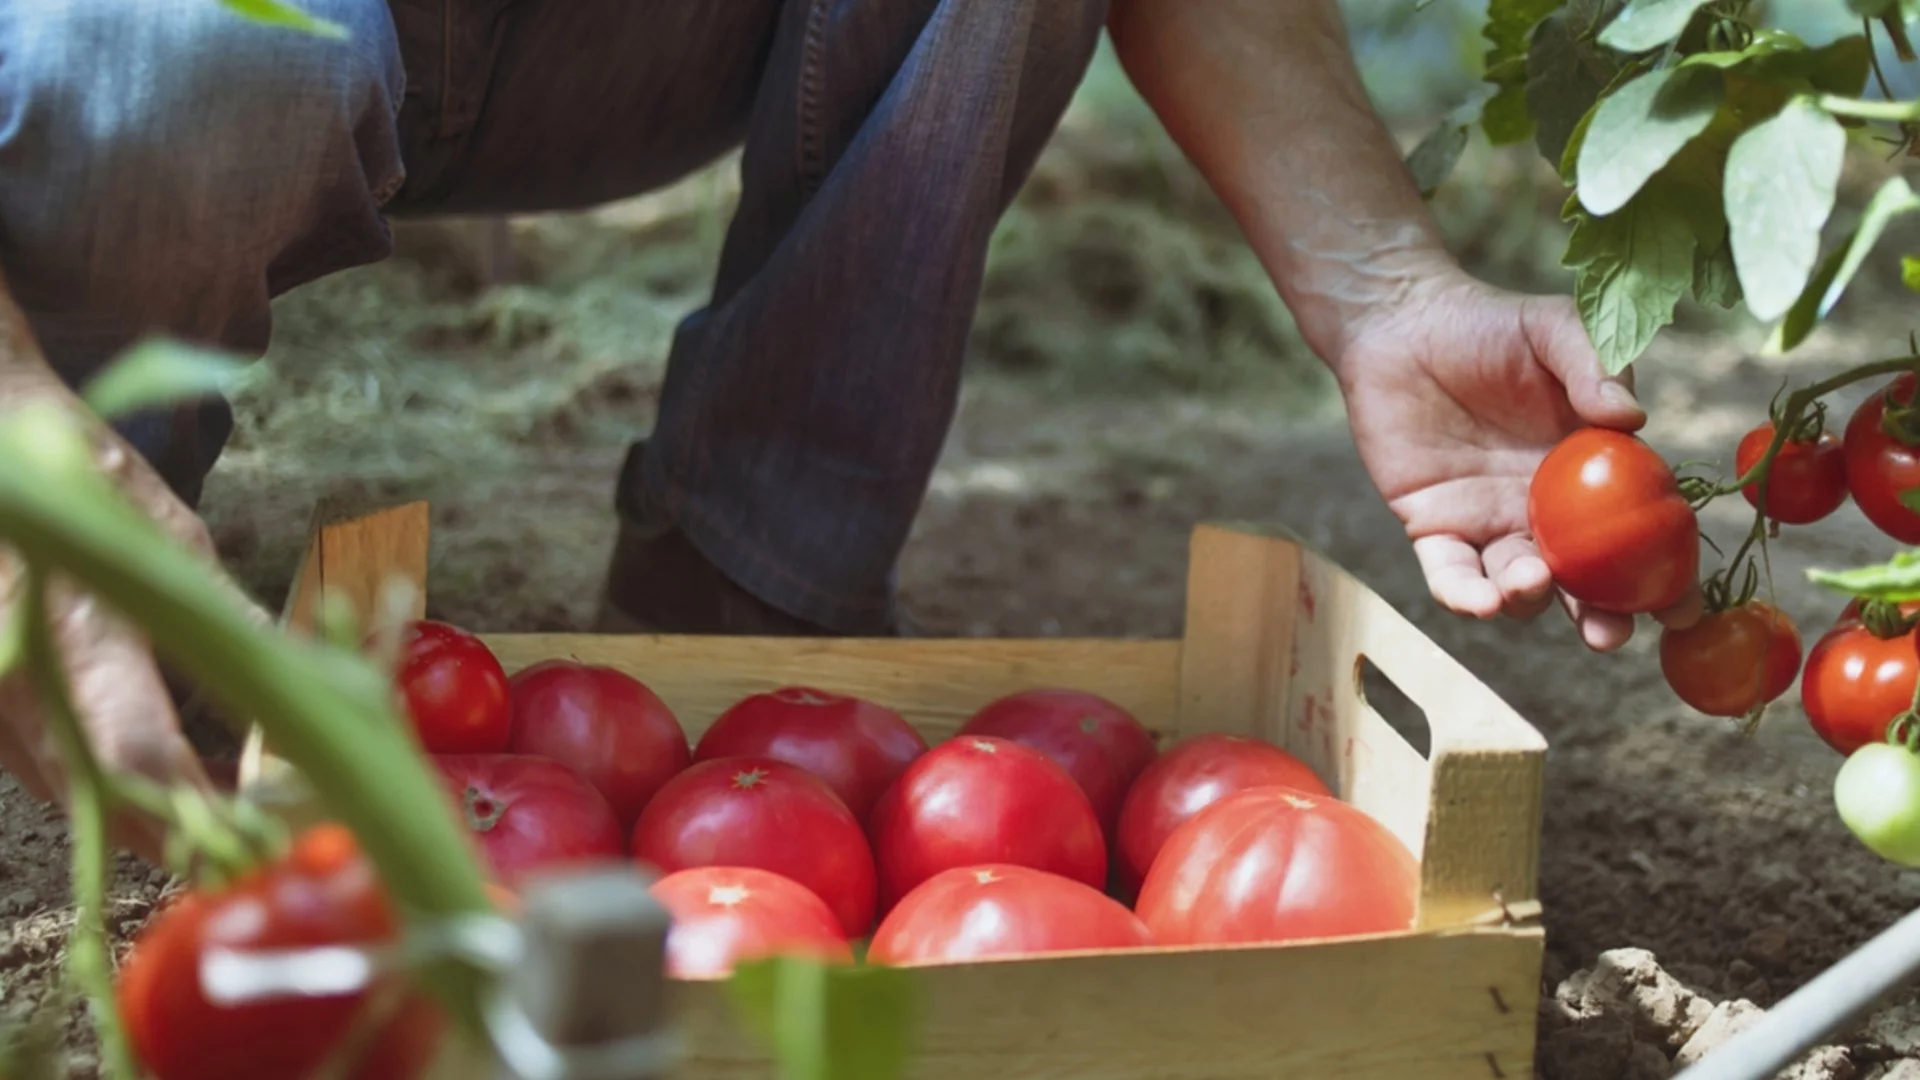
[1801,620,1920,755]
[391,619,512,755]
[633,756,879,938]
[1736,422,1848,525]
[507,659,692,827]
[868,864,1150,966]
[433,753,628,886]
[956,688,1158,834]
[1527,428,1700,614]
[693,686,927,823]
[650,866,853,979]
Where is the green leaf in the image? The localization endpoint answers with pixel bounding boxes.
[1575,66,1725,215]
[1692,242,1743,308]
[219,0,348,37]
[1483,83,1537,144]
[729,957,918,1080]
[1484,0,1566,77]
[1527,2,1626,167]
[1902,486,1920,513]
[1723,98,1848,323]
[1903,255,1920,292]
[1565,182,1699,374]
[1762,174,1920,354]
[1678,29,1807,70]
[78,339,249,422]
[1808,550,1920,603]
[1598,0,1712,52]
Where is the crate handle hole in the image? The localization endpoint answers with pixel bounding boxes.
[1354,655,1431,760]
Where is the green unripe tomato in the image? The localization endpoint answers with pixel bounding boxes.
[1834,741,1920,867]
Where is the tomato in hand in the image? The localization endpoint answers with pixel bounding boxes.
[1135,787,1419,946]
[1527,428,1699,614]
[1658,600,1802,717]
[633,757,878,937]
[1844,372,1920,544]
[1834,740,1920,867]
[955,688,1158,834]
[507,660,691,827]
[868,864,1149,966]
[434,754,627,887]
[116,824,445,1080]
[1112,733,1328,898]
[1800,618,1920,755]
[692,686,927,823]
[868,735,1105,913]
[390,620,512,754]
[1735,422,1848,525]
[650,866,853,979]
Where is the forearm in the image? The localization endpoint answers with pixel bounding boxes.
[1107,0,1457,365]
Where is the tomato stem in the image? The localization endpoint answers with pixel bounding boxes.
[18,571,139,1080]
[1714,354,1920,499]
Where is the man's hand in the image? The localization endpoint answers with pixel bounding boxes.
[1337,270,1703,651]
[0,283,269,862]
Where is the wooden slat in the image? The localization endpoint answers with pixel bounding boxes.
[481,635,1184,745]
[1175,522,1302,744]
[672,926,1544,1080]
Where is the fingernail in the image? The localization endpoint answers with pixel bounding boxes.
[1601,381,1642,414]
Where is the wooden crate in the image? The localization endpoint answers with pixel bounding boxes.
[240,501,1549,1080]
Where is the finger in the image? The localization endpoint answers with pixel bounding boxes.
[1652,581,1706,632]
[1481,535,1555,620]
[1412,535,1502,619]
[1557,589,1637,653]
[1520,295,1646,431]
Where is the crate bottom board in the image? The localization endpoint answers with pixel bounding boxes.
[664,925,1544,1080]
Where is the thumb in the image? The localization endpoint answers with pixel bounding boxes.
[1523,295,1646,430]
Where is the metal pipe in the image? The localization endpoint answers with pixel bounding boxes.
[1673,904,1920,1080]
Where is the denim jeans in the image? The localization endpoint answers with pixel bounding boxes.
[0,0,1108,633]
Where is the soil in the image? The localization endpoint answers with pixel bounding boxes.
[6,43,1920,1078]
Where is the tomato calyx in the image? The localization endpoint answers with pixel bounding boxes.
[461,786,509,833]
[1858,598,1920,640]
[1879,373,1920,446]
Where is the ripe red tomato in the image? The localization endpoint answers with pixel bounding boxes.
[1527,428,1700,614]
[867,735,1105,913]
[116,824,445,1080]
[1658,601,1803,717]
[1801,619,1920,755]
[1135,786,1419,946]
[1844,373,1920,544]
[692,686,927,823]
[650,866,853,979]
[633,757,878,937]
[1736,421,1849,525]
[390,620,511,754]
[955,688,1158,834]
[1112,733,1329,898]
[507,660,691,827]
[868,864,1149,966]
[434,754,627,887]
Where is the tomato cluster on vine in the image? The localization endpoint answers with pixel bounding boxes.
[1528,362,1920,870]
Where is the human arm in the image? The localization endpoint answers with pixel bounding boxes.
[1105,0,1701,649]
[0,274,265,858]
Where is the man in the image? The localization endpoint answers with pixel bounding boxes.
[0,0,1698,856]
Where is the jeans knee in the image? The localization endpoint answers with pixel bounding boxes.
[0,0,406,344]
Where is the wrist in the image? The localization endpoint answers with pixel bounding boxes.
[1275,237,1463,368]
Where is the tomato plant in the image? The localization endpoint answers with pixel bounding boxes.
[1134,787,1419,947]
[506,659,691,827]
[1800,605,1920,755]
[650,866,853,979]
[1736,421,1847,525]
[1113,733,1328,898]
[1527,428,1699,615]
[116,824,446,1080]
[955,688,1158,833]
[692,686,927,823]
[1844,373,1920,545]
[433,754,627,887]
[1658,600,1802,718]
[633,757,878,937]
[867,864,1149,967]
[1835,737,1920,868]
[868,735,1105,913]
[389,620,512,755]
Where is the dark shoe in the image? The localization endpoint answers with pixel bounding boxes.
[596,523,919,637]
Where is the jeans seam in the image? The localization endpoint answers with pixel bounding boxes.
[797,0,829,198]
